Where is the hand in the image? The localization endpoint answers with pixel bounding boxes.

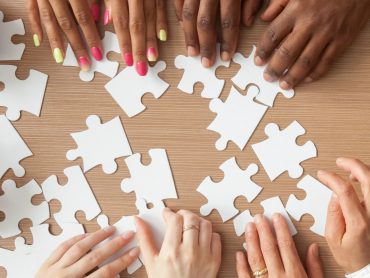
[104,0,168,76]
[36,226,140,278]
[318,158,370,274]
[173,0,264,67]
[135,208,222,278]
[254,0,370,89]
[27,0,102,70]
[235,213,324,278]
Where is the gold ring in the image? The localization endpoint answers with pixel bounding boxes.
[183,225,200,233]
[253,267,268,277]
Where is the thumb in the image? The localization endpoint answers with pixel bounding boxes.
[134,216,158,265]
[325,194,345,244]
[306,243,325,278]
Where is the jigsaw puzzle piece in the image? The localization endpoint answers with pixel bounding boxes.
[67,115,132,174]
[208,85,268,151]
[232,46,294,107]
[0,65,48,121]
[0,11,25,61]
[286,175,332,236]
[174,44,230,99]
[0,115,32,179]
[197,157,262,222]
[0,245,30,278]
[104,61,169,117]
[252,121,317,181]
[41,166,101,225]
[121,149,178,203]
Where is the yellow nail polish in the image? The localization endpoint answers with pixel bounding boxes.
[53,48,63,64]
[33,34,40,47]
[159,29,167,42]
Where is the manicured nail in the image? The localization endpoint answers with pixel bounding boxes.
[104,225,115,232]
[129,247,140,257]
[159,29,167,41]
[254,56,264,66]
[53,48,63,64]
[304,77,313,83]
[78,56,90,72]
[121,230,135,239]
[201,57,212,68]
[104,9,110,26]
[91,3,100,22]
[124,52,133,66]
[280,80,291,90]
[187,46,197,56]
[91,46,103,61]
[136,61,148,76]
[221,51,231,62]
[147,47,158,62]
[254,214,263,223]
[33,34,40,47]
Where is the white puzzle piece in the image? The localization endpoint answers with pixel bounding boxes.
[252,121,317,181]
[0,65,48,121]
[197,157,262,222]
[286,175,332,236]
[233,196,297,237]
[67,115,132,174]
[0,11,25,61]
[0,179,49,238]
[232,46,294,107]
[174,44,230,99]
[0,115,32,179]
[41,166,101,225]
[208,85,268,151]
[105,61,169,117]
[121,149,178,203]
[63,31,120,82]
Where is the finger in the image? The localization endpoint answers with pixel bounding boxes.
[134,216,158,263]
[182,0,200,56]
[156,0,168,41]
[260,0,289,22]
[37,0,65,63]
[27,0,43,47]
[325,194,345,245]
[173,0,185,22]
[197,0,218,68]
[211,232,222,267]
[236,251,252,278]
[90,0,100,22]
[199,219,213,250]
[145,0,159,62]
[177,210,200,249]
[244,222,266,273]
[220,0,241,61]
[306,244,325,278]
[242,0,263,27]
[161,208,183,250]
[104,0,111,25]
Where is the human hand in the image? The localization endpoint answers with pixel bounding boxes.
[173,0,264,67]
[254,0,370,89]
[318,158,370,274]
[27,0,103,70]
[135,208,222,278]
[104,0,168,76]
[36,226,139,278]
[236,213,324,278]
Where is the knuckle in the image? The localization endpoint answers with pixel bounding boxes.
[58,16,73,31]
[40,7,54,23]
[266,27,278,43]
[115,15,129,29]
[171,214,183,226]
[297,55,313,69]
[75,9,91,26]
[130,19,145,34]
[261,242,278,255]
[71,244,84,256]
[182,6,196,21]
[248,254,262,266]
[145,8,155,21]
[88,252,101,265]
[99,266,113,278]
[197,16,212,31]
[277,238,295,250]
[221,17,237,30]
[277,45,293,60]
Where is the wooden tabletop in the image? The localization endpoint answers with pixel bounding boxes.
[1,1,370,277]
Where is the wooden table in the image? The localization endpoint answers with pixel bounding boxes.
[1,1,370,277]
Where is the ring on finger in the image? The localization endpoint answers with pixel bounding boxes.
[253,267,268,277]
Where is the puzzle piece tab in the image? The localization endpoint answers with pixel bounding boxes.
[0,11,25,61]
[197,157,262,222]
[67,115,132,174]
[105,61,169,117]
[208,85,268,151]
[252,121,317,181]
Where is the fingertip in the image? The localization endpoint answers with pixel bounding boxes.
[254,55,265,66]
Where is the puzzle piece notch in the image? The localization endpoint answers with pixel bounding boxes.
[67,115,132,174]
[286,175,332,236]
[208,85,268,151]
[252,120,317,181]
[41,166,101,226]
[197,157,262,222]
[174,44,230,99]
[232,46,294,107]
[0,11,25,61]
[0,65,48,121]
[104,61,169,117]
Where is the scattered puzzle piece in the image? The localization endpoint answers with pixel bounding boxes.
[286,175,332,236]
[232,46,294,107]
[208,85,268,151]
[105,61,169,117]
[0,115,32,179]
[0,11,25,61]
[197,157,262,222]
[174,44,230,99]
[252,121,317,181]
[0,65,48,121]
[67,115,132,174]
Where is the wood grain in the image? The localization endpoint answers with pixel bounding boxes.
[1,1,370,277]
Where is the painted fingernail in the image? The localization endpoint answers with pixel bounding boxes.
[147,47,158,62]
[91,3,100,22]
[53,48,63,63]
[304,77,313,83]
[254,214,263,223]
[280,80,291,90]
[121,230,135,239]
[104,225,115,232]
[201,57,212,68]
[104,9,110,26]
[124,52,133,66]
[136,61,148,76]
[78,56,90,72]
[33,34,40,47]
[221,51,230,61]
[187,46,197,56]
[159,29,167,41]
[91,46,103,61]
[254,56,264,66]
[129,247,140,257]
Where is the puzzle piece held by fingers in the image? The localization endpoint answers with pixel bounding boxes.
[0,11,25,61]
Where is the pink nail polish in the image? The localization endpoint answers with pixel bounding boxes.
[124,52,133,67]
[91,47,103,61]
[104,9,110,26]
[78,56,90,72]
[147,47,158,62]
[136,61,148,76]
[91,3,100,22]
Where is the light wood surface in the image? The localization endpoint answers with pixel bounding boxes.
[1,1,370,277]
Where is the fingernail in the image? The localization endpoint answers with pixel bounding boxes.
[104,9,110,26]
[221,51,230,61]
[312,244,319,258]
[53,48,63,64]
[124,52,133,66]
[201,57,212,68]
[272,213,281,223]
[254,56,264,66]
[136,61,148,76]
[91,46,103,61]
[121,230,135,239]
[263,71,276,82]
[280,80,291,90]
[147,47,158,62]
[159,29,167,41]
[78,56,90,72]
[246,222,254,232]
[104,225,115,232]
[129,247,140,257]
[33,34,40,47]
[187,46,197,56]
[254,214,262,223]
[336,157,344,164]
[304,77,313,83]
[91,3,100,22]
